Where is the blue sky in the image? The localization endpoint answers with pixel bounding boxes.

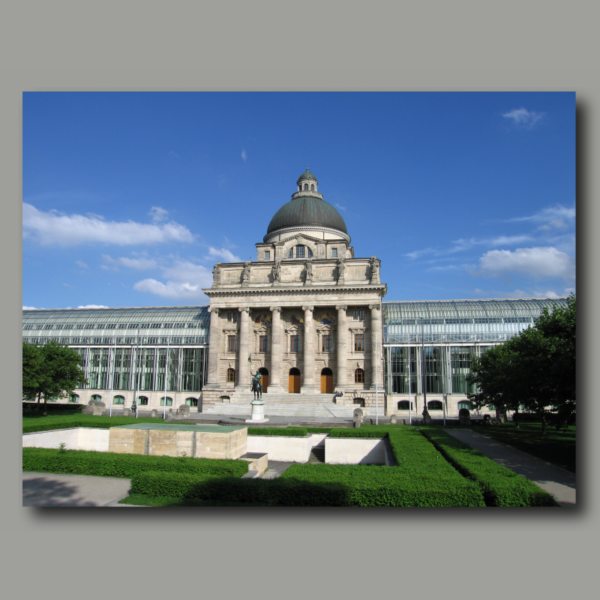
[22,92,575,309]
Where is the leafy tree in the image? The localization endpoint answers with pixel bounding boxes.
[22,341,87,415]
[468,295,576,435]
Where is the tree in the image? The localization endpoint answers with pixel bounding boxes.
[468,295,576,435]
[22,341,88,415]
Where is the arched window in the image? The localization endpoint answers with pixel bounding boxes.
[186,397,198,407]
[458,401,472,411]
[355,368,365,383]
[288,248,293,258]
[160,396,173,406]
[113,395,125,405]
[227,368,235,382]
[138,396,149,406]
[69,394,79,403]
[310,184,315,191]
[307,247,313,257]
[303,183,308,190]
[296,245,305,258]
[397,400,413,410]
[428,400,443,410]
[91,394,102,402]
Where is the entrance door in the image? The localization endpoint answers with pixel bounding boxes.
[259,368,269,393]
[289,368,301,393]
[321,368,333,393]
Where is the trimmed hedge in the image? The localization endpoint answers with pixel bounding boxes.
[328,429,387,439]
[23,447,248,479]
[23,415,166,434]
[419,428,559,507]
[247,427,308,437]
[23,403,84,416]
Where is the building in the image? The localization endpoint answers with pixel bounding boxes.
[22,169,568,417]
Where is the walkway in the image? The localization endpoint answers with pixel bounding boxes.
[445,429,576,507]
[23,472,134,507]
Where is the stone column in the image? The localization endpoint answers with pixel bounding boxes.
[204,306,220,389]
[369,303,383,390]
[301,305,316,393]
[236,307,251,390]
[268,306,284,392]
[336,305,348,390]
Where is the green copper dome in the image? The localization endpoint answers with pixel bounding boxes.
[266,195,348,236]
[297,167,317,183]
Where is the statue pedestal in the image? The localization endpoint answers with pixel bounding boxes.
[245,400,269,424]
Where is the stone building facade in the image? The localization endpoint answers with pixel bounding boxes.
[201,168,387,409]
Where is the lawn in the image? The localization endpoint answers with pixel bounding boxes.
[23,413,167,433]
[471,423,576,473]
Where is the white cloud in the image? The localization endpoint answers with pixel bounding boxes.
[23,203,194,246]
[476,247,575,281]
[76,260,88,269]
[404,247,437,260]
[134,260,212,300]
[149,207,169,223]
[23,306,39,310]
[208,247,242,263]
[103,255,158,270]
[241,149,247,161]
[335,203,347,212]
[502,107,545,128]
[507,205,575,227]
[77,305,109,309]
[450,235,533,253]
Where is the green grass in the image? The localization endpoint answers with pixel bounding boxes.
[23,414,167,433]
[471,423,576,473]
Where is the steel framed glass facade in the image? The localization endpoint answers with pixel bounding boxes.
[383,298,568,396]
[22,306,209,393]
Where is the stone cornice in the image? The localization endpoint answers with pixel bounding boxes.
[204,284,387,297]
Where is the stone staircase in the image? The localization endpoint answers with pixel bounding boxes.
[201,392,384,419]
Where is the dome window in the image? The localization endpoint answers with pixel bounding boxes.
[310,184,314,191]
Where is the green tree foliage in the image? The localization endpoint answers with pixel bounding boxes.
[467,295,576,435]
[22,341,88,415]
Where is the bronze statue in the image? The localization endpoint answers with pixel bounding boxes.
[251,370,263,400]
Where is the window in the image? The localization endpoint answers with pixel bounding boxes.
[227,312,238,323]
[310,184,314,191]
[227,368,236,382]
[160,397,173,406]
[428,400,443,411]
[303,183,308,190]
[288,248,293,258]
[296,245,305,258]
[290,335,300,353]
[113,395,125,405]
[259,335,268,352]
[332,248,338,258]
[353,398,365,407]
[69,394,79,403]
[353,310,365,321]
[354,333,364,352]
[264,251,270,260]
[228,335,237,352]
[186,397,198,407]
[322,334,332,352]
[397,401,413,410]
[138,396,149,406]
[355,368,365,383]
[458,401,472,411]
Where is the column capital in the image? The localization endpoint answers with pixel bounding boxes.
[270,306,282,313]
[369,304,381,311]
[208,306,221,314]
[238,306,251,314]
[302,305,314,312]
[336,305,348,311]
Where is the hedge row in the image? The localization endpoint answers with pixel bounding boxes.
[23,403,84,416]
[419,428,559,507]
[247,427,308,437]
[23,415,165,434]
[23,447,248,479]
[327,429,387,439]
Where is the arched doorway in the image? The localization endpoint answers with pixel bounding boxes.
[259,367,269,393]
[321,367,333,393]
[289,368,301,393]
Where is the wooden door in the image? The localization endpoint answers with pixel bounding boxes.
[321,374,333,393]
[261,375,269,393]
[289,373,300,393]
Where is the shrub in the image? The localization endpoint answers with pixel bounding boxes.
[328,429,387,439]
[419,428,559,507]
[23,403,84,416]
[22,447,248,479]
[247,427,308,437]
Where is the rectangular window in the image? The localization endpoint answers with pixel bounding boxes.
[290,335,299,353]
[354,333,364,352]
[288,248,293,258]
[259,335,268,353]
[322,334,332,352]
[228,335,237,353]
[227,312,239,323]
[353,310,365,321]
[264,251,270,260]
[332,248,338,258]
[296,245,305,258]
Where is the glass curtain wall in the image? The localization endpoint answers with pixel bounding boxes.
[423,346,443,393]
[112,348,132,390]
[388,347,417,394]
[181,348,203,392]
[156,348,179,392]
[87,348,109,389]
[450,347,477,394]
[140,348,155,391]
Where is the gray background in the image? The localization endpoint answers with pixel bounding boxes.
[1,2,595,600]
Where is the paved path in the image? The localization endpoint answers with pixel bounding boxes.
[445,429,576,507]
[23,472,134,507]
[261,461,294,479]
